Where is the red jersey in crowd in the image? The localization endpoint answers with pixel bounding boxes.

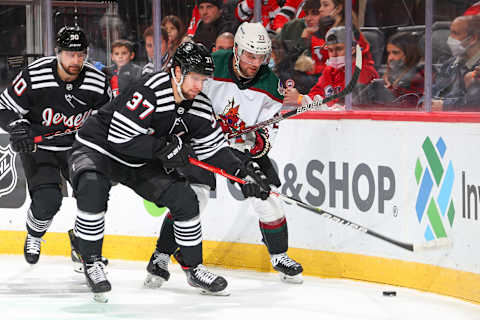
[235,0,281,33]
[308,55,378,106]
[272,0,306,31]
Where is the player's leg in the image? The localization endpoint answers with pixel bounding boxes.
[251,196,304,283]
[20,151,64,265]
[131,166,227,294]
[69,147,112,299]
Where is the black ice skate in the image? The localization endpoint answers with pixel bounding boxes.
[24,233,44,264]
[83,256,111,303]
[271,253,304,284]
[144,251,170,288]
[68,229,108,273]
[183,264,229,296]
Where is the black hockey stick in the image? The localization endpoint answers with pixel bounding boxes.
[33,129,79,143]
[189,157,452,252]
[228,44,363,139]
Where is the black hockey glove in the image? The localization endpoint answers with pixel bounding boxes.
[248,128,271,159]
[234,161,271,200]
[7,119,36,153]
[156,134,190,169]
[254,155,281,188]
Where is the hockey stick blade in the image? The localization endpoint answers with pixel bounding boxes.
[228,44,363,139]
[188,158,452,253]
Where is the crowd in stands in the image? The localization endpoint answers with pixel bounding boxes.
[95,0,480,111]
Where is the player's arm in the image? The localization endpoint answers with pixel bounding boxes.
[0,70,37,153]
[105,86,179,163]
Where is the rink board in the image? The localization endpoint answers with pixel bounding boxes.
[0,116,479,303]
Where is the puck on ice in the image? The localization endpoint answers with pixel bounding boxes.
[382,291,396,296]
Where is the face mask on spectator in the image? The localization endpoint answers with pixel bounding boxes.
[268,57,275,69]
[319,15,335,29]
[447,36,470,56]
[389,59,405,71]
[326,55,345,69]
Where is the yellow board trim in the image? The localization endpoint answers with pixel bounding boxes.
[2,230,479,304]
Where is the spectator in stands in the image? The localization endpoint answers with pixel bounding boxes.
[212,32,234,52]
[103,39,142,97]
[192,0,237,52]
[161,15,186,57]
[276,0,323,55]
[310,0,373,75]
[430,15,480,111]
[359,32,424,107]
[235,0,280,34]
[142,26,170,75]
[283,26,378,108]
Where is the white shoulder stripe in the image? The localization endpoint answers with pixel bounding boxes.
[188,108,212,121]
[31,75,55,82]
[1,90,28,114]
[149,75,170,89]
[145,72,168,87]
[29,57,55,69]
[156,105,175,113]
[156,96,174,106]
[112,111,151,134]
[85,71,105,82]
[83,77,105,88]
[79,84,104,94]
[32,82,59,89]
[29,68,53,76]
[191,127,224,144]
[84,63,106,76]
[155,87,173,97]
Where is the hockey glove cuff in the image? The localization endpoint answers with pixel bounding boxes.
[156,135,190,168]
[248,128,271,159]
[7,119,36,153]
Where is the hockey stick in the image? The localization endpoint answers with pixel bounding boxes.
[33,129,79,143]
[188,157,452,252]
[228,44,363,139]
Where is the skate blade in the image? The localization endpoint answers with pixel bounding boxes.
[144,274,166,288]
[92,292,108,303]
[279,273,303,284]
[199,288,230,296]
[74,263,83,273]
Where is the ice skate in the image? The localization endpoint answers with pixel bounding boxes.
[24,234,44,265]
[144,251,170,288]
[83,256,111,303]
[271,253,304,284]
[183,264,229,296]
[68,229,108,273]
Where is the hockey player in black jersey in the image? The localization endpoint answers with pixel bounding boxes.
[69,42,269,300]
[0,26,111,265]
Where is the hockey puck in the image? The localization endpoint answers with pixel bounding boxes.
[382,291,396,297]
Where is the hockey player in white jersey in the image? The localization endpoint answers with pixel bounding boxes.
[0,26,111,266]
[202,22,304,283]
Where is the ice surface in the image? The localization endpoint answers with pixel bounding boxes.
[0,255,479,320]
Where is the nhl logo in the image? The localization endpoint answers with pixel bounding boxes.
[0,145,18,198]
[66,84,73,91]
[177,107,185,115]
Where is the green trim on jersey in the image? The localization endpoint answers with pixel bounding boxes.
[211,50,284,101]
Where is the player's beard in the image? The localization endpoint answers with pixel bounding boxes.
[60,61,82,76]
[181,88,199,100]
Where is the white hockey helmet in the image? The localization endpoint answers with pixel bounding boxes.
[234,22,272,65]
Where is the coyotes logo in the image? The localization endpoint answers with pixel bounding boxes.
[217,98,246,136]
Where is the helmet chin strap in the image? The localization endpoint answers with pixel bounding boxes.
[171,68,187,101]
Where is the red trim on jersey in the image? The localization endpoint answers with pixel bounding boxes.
[213,77,283,103]
[287,110,480,123]
[259,217,286,230]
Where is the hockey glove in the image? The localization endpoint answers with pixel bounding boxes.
[254,155,281,188]
[156,134,190,168]
[248,128,271,159]
[234,161,271,200]
[7,119,36,153]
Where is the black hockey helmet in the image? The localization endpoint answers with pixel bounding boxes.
[172,42,214,76]
[56,26,89,52]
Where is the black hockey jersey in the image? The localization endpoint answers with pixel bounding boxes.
[76,72,239,175]
[0,56,112,151]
